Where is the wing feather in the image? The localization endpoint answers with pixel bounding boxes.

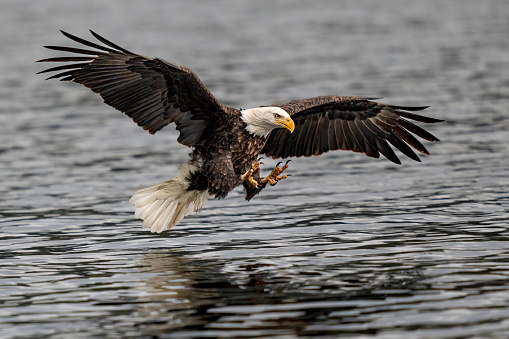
[262,95,442,163]
[398,119,440,142]
[352,119,379,158]
[38,31,227,144]
[43,45,109,56]
[39,63,92,75]
[327,117,338,151]
[320,117,330,153]
[59,30,119,53]
[312,115,325,155]
[346,120,366,153]
[376,138,401,164]
[335,120,348,151]
[385,133,420,162]
[38,57,95,62]
[340,120,356,151]
[302,116,317,156]
[89,30,136,55]
[392,125,429,155]
[271,129,287,157]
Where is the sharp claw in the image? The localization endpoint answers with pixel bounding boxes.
[270,181,278,186]
[258,157,264,162]
[286,174,292,177]
[285,160,291,165]
[276,161,282,168]
[259,162,264,165]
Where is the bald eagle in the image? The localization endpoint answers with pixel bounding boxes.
[38,31,442,233]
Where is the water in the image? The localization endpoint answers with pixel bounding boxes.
[1,0,509,338]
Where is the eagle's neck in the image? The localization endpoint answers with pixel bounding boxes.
[240,107,276,138]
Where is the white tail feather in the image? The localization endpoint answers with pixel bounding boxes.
[129,164,210,233]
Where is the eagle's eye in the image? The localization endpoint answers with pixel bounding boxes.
[274,113,282,119]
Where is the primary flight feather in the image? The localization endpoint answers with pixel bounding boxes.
[38,30,442,232]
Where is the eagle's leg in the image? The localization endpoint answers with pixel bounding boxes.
[260,160,291,186]
[243,160,291,201]
[241,160,262,188]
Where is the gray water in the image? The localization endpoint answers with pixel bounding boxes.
[1,0,509,338]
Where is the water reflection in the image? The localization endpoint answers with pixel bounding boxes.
[129,249,431,337]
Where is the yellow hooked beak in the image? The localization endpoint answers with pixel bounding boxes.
[276,117,295,133]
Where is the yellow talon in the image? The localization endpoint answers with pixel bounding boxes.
[260,161,290,186]
[241,161,261,188]
[243,160,291,188]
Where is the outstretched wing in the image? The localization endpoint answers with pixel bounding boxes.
[37,30,226,146]
[261,95,443,164]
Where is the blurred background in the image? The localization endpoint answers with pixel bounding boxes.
[1,0,508,338]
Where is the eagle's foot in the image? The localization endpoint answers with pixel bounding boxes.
[261,160,291,186]
[241,161,262,188]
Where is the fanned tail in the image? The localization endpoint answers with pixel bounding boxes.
[129,164,210,233]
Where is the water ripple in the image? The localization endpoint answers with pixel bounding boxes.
[2,0,509,338]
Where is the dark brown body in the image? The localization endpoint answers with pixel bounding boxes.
[187,106,267,199]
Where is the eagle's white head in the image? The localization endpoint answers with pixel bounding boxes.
[240,107,295,137]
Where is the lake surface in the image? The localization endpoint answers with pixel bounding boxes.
[1,0,509,338]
